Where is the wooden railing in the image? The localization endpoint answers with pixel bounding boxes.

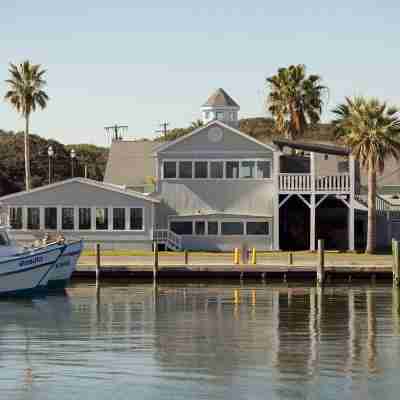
[279,173,351,192]
[153,229,182,250]
[315,174,350,192]
[279,174,311,191]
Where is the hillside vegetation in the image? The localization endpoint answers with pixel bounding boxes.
[0,129,108,196]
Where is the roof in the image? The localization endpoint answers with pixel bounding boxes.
[104,140,157,187]
[202,88,240,108]
[154,120,276,154]
[0,178,160,203]
[273,139,350,156]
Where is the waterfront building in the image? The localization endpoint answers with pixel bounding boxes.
[0,88,398,250]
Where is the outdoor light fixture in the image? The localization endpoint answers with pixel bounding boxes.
[70,148,76,178]
[48,145,54,184]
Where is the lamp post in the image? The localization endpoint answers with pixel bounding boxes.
[48,145,54,184]
[70,149,76,178]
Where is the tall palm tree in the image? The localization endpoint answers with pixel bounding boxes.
[4,61,49,191]
[332,97,400,254]
[266,64,326,140]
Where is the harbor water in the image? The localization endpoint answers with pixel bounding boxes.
[1,281,400,399]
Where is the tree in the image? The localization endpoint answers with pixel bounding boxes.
[266,64,326,140]
[332,97,400,253]
[4,61,49,191]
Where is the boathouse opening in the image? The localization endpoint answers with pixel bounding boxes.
[279,195,310,250]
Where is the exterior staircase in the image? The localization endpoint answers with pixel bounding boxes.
[153,229,182,251]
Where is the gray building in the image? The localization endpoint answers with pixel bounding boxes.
[0,178,158,250]
[1,88,399,251]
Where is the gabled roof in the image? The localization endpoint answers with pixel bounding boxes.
[202,88,240,108]
[153,120,276,154]
[0,178,160,203]
[104,140,157,187]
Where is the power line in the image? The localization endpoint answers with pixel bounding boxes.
[156,121,170,137]
[104,124,128,142]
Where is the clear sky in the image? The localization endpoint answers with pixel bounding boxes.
[0,0,399,146]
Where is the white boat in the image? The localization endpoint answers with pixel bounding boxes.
[0,226,65,296]
[47,240,84,288]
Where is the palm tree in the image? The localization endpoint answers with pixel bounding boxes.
[266,64,326,140]
[190,119,204,130]
[4,61,49,191]
[332,97,400,254]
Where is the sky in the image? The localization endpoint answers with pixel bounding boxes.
[0,0,399,147]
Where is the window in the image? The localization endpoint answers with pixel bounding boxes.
[79,208,91,230]
[113,208,126,230]
[27,208,40,230]
[257,161,271,179]
[194,161,208,178]
[221,221,243,235]
[45,207,57,230]
[205,111,210,119]
[195,221,205,235]
[226,161,239,179]
[230,111,236,121]
[170,221,193,235]
[62,208,74,230]
[9,207,22,229]
[96,208,108,230]
[247,221,269,235]
[208,221,218,235]
[240,161,255,178]
[179,161,193,179]
[130,208,143,230]
[216,111,225,121]
[163,161,176,179]
[0,232,10,246]
[210,161,223,179]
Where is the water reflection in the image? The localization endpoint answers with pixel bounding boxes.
[0,283,400,399]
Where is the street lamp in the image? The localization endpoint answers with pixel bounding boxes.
[48,145,54,184]
[70,149,76,178]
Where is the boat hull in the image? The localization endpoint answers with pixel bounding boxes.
[47,241,83,288]
[0,245,65,296]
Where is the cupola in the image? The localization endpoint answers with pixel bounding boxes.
[201,88,240,127]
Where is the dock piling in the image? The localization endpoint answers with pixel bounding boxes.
[184,250,189,265]
[251,248,257,265]
[392,239,400,287]
[317,239,325,285]
[288,252,293,266]
[153,244,159,281]
[95,243,101,281]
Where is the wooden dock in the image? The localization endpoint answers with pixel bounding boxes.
[73,263,393,280]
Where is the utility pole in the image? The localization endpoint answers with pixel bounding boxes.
[104,124,128,142]
[156,121,170,138]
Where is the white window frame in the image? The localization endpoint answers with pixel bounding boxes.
[8,206,23,230]
[129,207,145,232]
[161,159,272,181]
[168,218,271,237]
[60,206,75,231]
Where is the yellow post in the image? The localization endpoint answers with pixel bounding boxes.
[233,248,240,265]
[251,248,257,265]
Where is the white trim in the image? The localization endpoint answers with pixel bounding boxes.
[154,120,276,154]
[168,217,271,237]
[161,158,272,181]
[0,177,160,204]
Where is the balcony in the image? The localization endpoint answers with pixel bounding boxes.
[279,173,351,193]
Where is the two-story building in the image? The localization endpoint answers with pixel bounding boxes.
[0,88,396,251]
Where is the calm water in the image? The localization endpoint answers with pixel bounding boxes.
[1,281,400,400]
